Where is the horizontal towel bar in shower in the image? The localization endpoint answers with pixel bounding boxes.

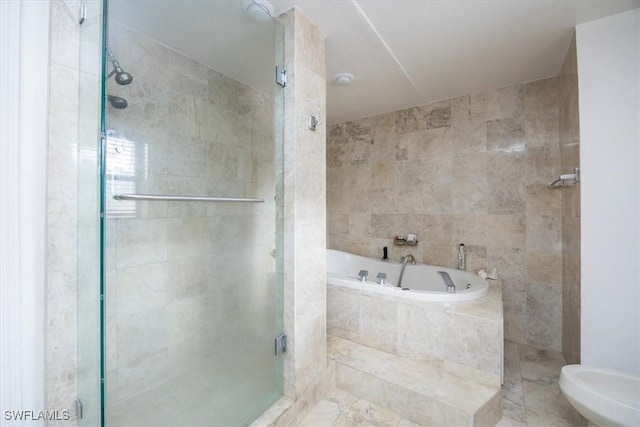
[113,194,264,203]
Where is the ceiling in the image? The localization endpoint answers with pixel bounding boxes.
[110,0,640,124]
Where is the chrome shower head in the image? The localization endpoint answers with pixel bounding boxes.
[111,61,133,85]
[108,95,128,109]
[106,48,133,86]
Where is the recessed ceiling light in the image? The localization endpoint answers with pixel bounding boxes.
[334,73,354,86]
[242,0,274,25]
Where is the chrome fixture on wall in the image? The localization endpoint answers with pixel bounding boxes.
[106,47,132,109]
[107,95,127,109]
[397,254,416,288]
[549,167,580,188]
[106,47,133,85]
[438,271,456,293]
[457,243,466,271]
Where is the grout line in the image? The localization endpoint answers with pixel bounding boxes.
[350,0,420,94]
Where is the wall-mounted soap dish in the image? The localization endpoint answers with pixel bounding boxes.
[394,236,418,246]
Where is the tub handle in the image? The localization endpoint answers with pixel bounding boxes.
[358,270,368,282]
[438,271,456,293]
[376,272,387,285]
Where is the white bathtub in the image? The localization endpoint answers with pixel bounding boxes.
[327,249,489,302]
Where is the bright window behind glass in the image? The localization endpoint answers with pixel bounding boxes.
[105,136,147,218]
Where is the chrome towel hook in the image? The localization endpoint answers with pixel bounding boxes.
[549,167,580,188]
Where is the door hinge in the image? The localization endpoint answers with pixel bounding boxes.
[76,399,83,419]
[276,66,287,87]
[275,333,287,355]
[78,3,86,24]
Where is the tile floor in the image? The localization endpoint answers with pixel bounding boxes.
[300,340,587,427]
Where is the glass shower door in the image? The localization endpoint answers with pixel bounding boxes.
[77,0,104,425]
[101,2,284,425]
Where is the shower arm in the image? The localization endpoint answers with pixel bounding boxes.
[106,47,116,63]
[105,47,122,78]
[105,47,117,78]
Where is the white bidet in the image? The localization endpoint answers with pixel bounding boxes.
[559,364,640,427]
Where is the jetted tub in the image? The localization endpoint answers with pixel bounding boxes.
[327,249,489,302]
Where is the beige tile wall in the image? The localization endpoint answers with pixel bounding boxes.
[327,283,504,378]
[46,1,83,424]
[327,79,563,351]
[560,33,581,364]
[276,7,329,425]
[47,0,104,424]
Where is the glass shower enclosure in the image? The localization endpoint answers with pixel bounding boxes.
[87,1,285,425]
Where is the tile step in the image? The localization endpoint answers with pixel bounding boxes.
[328,336,502,427]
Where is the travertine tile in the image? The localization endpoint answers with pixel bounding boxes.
[470,85,524,122]
[486,151,526,215]
[334,399,401,427]
[525,183,562,216]
[526,145,561,185]
[358,295,397,354]
[325,386,357,413]
[423,105,452,129]
[116,263,167,315]
[525,215,562,252]
[487,247,526,291]
[398,418,422,427]
[328,79,562,354]
[101,13,286,420]
[560,32,581,364]
[498,398,528,426]
[395,107,422,135]
[526,284,563,351]
[422,215,452,244]
[295,339,590,427]
[502,375,525,405]
[526,407,587,427]
[299,400,342,427]
[522,380,586,425]
[524,77,559,115]
[421,241,456,268]
[524,110,559,149]
[485,215,525,248]
[371,162,395,189]
[487,117,526,152]
[526,251,562,286]
[504,311,527,344]
[452,151,488,214]
[517,343,565,386]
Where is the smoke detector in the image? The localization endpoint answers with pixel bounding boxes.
[334,73,354,86]
[242,0,274,24]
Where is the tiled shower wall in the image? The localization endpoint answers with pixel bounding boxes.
[327,79,563,351]
[104,23,277,405]
[560,34,581,364]
[280,5,328,411]
[47,0,104,423]
[47,1,81,423]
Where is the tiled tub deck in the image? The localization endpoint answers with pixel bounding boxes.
[326,280,504,426]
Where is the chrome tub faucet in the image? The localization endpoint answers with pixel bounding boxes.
[397,254,416,288]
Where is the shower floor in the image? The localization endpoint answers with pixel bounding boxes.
[107,355,280,427]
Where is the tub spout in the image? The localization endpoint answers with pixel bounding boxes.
[397,254,416,288]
